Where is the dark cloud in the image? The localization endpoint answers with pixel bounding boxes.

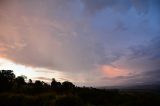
[99,36,160,85]
[128,36,160,69]
[143,69,160,84]
[109,36,160,84]
[81,0,150,15]
[102,74,136,81]
[131,0,149,14]
[81,0,131,15]
[0,0,160,86]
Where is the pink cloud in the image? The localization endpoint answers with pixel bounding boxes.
[34,77,52,82]
[100,65,129,78]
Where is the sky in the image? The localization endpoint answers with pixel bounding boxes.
[0,0,160,87]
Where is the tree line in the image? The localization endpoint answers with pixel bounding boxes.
[1,70,160,106]
[0,70,75,93]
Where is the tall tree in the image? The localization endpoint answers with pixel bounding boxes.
[0,70,15,91]
[51,78,61,89]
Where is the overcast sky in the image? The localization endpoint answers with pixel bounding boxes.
[0,0,160,86]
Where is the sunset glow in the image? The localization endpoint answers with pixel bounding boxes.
[0,58,68,83]
[101,65,129,78]
[0,0,160,86]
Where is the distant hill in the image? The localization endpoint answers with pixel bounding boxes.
[98,84,160,91]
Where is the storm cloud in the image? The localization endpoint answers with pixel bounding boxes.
[0,0,160,86]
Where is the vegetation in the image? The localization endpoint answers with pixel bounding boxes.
[0,70,160,106]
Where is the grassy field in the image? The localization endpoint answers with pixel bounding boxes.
[0,88,160,106]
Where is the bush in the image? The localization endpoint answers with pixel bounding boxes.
[55,96,84,106]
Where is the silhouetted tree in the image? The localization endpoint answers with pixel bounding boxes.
[51,78,61,89]
[62,81,75,89]
[12,75,27,92]
[34,80,44,93]
[0,70,15,91]
[1,70,160,106]
[42,81,50,90]
[15,75,27,87]
[28,79,33,85]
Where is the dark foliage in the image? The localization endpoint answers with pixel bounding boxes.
[51,78,61,89]
[62,81,75,89]
[0,70,15,91]
[56,96,84,106]
[0,70,160,106]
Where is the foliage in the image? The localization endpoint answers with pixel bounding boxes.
[0,70,160,106]
[0,70,15,91]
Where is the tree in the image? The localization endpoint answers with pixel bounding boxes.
[62,81,75,89]
[15,75,27,87]
[42,81,50,89]
[28,79,33,85]
[0,70,15,91]
[34,80,44,93]
[51,78,61,89]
